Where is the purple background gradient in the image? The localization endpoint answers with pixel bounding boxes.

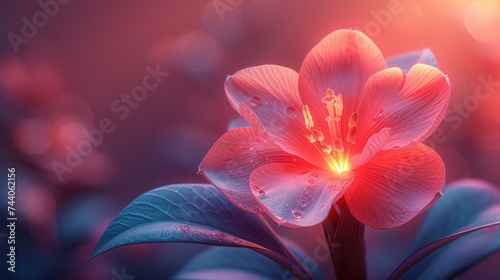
[1,0,500,279]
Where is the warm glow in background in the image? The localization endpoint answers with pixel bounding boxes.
[1,0,500,279]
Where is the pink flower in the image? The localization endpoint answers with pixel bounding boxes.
[199,30,450,229]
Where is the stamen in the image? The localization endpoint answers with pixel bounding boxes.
[347,126,357,144]
[302,105,314,129]
[321,144,332,154]
[348,112,358,128]
[312,129,324,141]
[304,128,316,143]
[334,94,343,117]
[333,138,344,152]
[321,88,336,104]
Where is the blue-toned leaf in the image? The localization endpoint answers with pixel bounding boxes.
[173,247,288,280]
[412,179,500,251]
[386,48,438,74]
[91,184,312,278]
[417,205,500,279]
[388,179,500,279]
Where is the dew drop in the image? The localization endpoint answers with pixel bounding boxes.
[266,101,273,107]
[291,210,304,220]
[300,199,308,208]
[306,178,316,186]
[285,106,297,114]
[249,95,263,107]
[373,107,386,122]
[255,205,265,213]
[258,189,266,195]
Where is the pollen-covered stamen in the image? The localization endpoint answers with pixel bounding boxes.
[333,138,344,152]
[302,105,314,129]
[347,126,357,144]
[347,112,358,144]
[348,112,358,128]
[321,88,336,104]
[304,128,316,143]
[322,89,340,144]
[321,144,332,153]
[312,129,324,142]
[334,94,343,120]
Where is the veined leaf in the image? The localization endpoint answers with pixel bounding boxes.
[173,247,288,280]
[388,179,500,279]
[91,184,312,279]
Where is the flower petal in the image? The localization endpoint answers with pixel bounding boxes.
[357,64,450,150]
[351,127,391,168]
[345,144,445,229]
[298,29,386,144]
[225,65,329,169]
[250,163,353,227]
[199,127,299,213]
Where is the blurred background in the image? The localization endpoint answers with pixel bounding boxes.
[0,0,499,279]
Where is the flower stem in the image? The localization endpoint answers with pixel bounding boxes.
[322,196,367,280]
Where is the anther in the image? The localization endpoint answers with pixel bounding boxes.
[322,89,336,104]
[347,126,357,144]
[321,144,332,154]
[348,112,358,128]
[304,128,316,143]
[312,129,325,141]
[334,94,343,117]
[333,138,344,152]
[302,105,314,129]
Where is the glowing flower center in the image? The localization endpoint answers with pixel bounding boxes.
[302,89,358,174]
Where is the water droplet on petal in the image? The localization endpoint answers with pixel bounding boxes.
[258,189,266,195]
[306,178,316,186]
[285,106,297,114]
[300,199,308,208]
[249,95,263,107]
[266,101,273,107]
[291,210,304,220]
[373,107,386,122]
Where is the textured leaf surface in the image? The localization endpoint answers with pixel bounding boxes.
[388,180,500,279]
[173,247,288,280]
[91,184,311,278]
